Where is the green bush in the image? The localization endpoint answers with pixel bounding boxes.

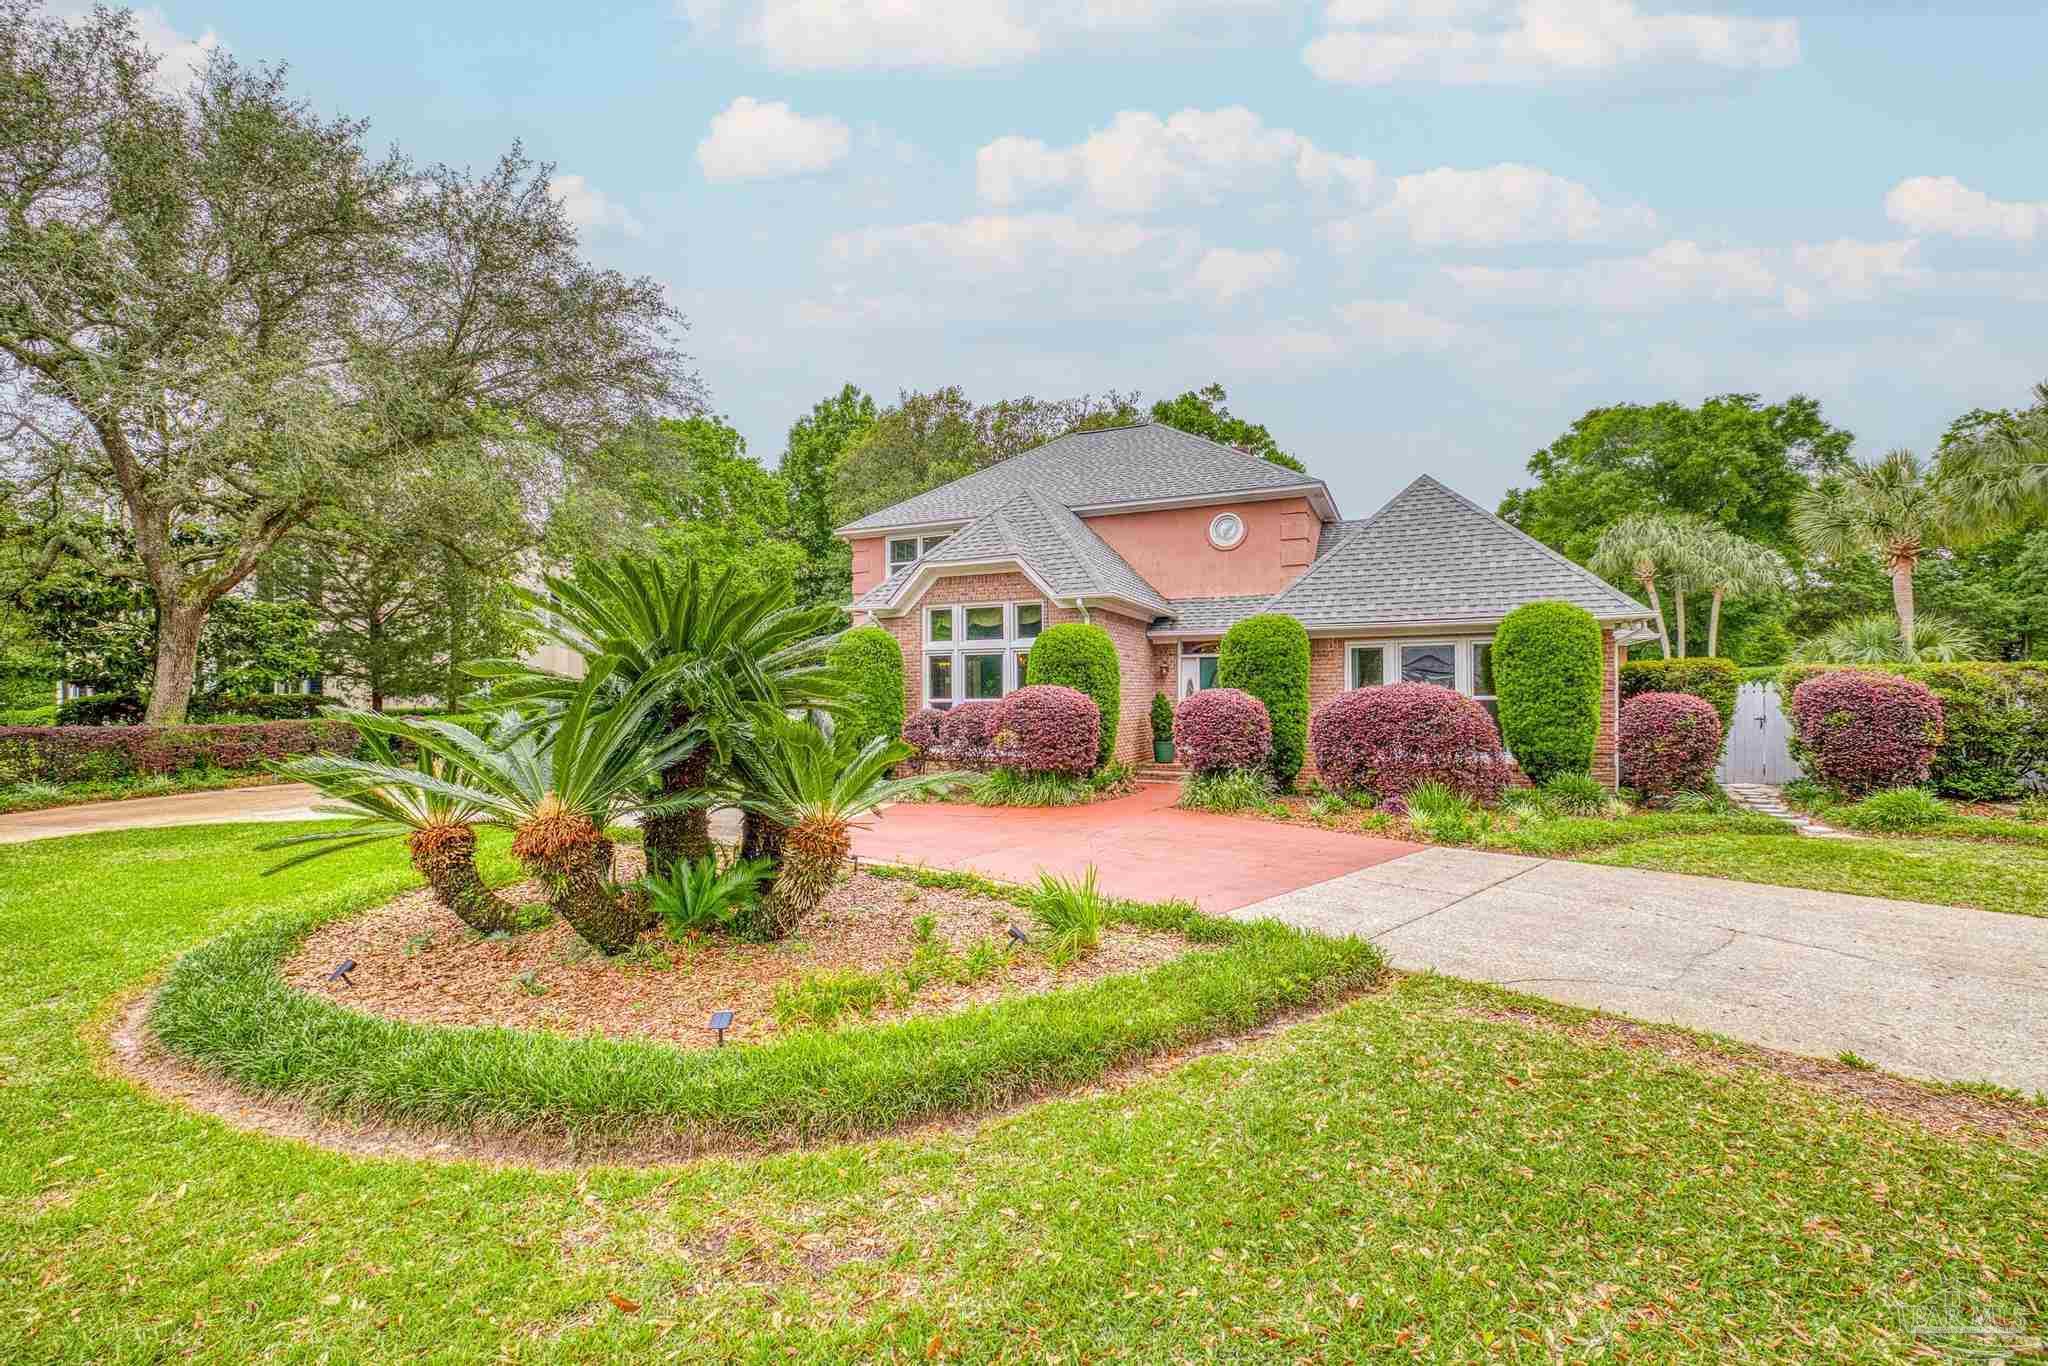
[1491,601,1602,784]
[827,626,905,755]
[1216,613,1309,789]
[1150,691,1174,746]
[1175,767,1276,813]
[1780,662,2048,800]
[0,705,55,727]
[1026,623,1120,765]
[1835,787,1946,833]
[1619,658,1740,732]
[1540,771,1610,816]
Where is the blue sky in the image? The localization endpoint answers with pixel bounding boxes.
[104,1,2048,519]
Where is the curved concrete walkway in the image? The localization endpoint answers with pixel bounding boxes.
[1232,847,2048,1093]
[0,783,331,845]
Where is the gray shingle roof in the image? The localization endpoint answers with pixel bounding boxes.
[1152,596,1271,635]
[1263,476,1649,628]
[837,423,1323,534]
[853,488,1172,618]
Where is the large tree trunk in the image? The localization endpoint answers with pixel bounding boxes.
[143,599,208,725]
[407,826,520,933]
[1891,556,1918,660]
[1708,590,1724,659]
[1637,574,1672,659]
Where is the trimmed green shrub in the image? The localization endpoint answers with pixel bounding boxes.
[1026,622,1120,765]
[1619,658,1739,731]
[191,692,329,722]
[1780,662,2048,800]
[1491,601,1602,784]
[827,626,906,755]
[0,705,55,727]
[1150,691,1174,746]
[1216,613,1309,789]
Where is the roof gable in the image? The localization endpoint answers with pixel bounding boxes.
[1262,476,1648,628]
[837,423,1326,535]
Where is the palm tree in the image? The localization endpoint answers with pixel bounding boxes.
[474,558,844,878]
[1678,524,1786,658]
[1591,512,1687,658]
[733,708,962,938]
[1792,449,1971,660]
[1938,381,2048,531]
[257,726,522,933]
[348,660,707,953]
[1792,612,1982,664]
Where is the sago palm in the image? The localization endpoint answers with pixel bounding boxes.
[473,556,845,876]
[733,707,963,939]
[349,659,707,953]
[259,725,522,934]
[1792,449,1971,661]
[1792,612,1982,665]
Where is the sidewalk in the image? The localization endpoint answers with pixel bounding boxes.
[1232,846,2048,1093]
[0,784,329,845]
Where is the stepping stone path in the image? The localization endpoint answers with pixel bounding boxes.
[1722,783,1858,838]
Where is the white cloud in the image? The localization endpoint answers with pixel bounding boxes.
[55,3,222,94]
[1884,176,2047,244]
[1788,238,1924,300]
[1304,0,1800,86]
[829,213,1197,277]
[684,0,1288,71]
[1335,297,1463,349]
[1355,162,1657,247]
[1191,247,1294,303]
[697,98,852,182]
[549,175,645,239]
[975,107,1374,213]
[1195,296,1464,374]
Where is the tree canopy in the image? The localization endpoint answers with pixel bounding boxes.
[1149,383,1305,473]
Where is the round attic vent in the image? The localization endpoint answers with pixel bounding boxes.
[1208,511,1246,550]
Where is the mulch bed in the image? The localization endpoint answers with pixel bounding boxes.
[284,855,1191,1049]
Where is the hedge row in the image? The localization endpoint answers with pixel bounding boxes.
[1618,658,1740,731]
[1779,662,2045,799]
[0,720,361,786]
[53,691,333,727]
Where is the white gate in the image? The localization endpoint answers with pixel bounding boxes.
[1715,681,1803,785]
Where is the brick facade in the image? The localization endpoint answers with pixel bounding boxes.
[867,572,1162,768]
[873,575,1625,789]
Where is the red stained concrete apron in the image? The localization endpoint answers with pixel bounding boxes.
[850,782,1420,912]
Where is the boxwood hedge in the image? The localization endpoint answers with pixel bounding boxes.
[1491,601,1602,784]
[826,626,905,756]
[1025,623,1120,765]
[1217,614,1309,789]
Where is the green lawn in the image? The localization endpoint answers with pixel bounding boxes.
[1,824,2043,1361]
[1585,832,2048,917]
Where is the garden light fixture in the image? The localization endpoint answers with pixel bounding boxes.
[709,1010,734,1046]
[1006,924,1029,948]
[327,959,356,987]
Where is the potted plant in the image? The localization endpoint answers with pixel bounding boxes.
[1151,692,1175,763]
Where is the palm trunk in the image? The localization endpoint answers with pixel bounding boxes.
[514,812,638,952]
[408,825,519,933]
[741,810,788,897]
[642,708,711,880]
[1674,588,1688,658]
[1636,573,1671,658]
[1891,556,1918,661]
[1708,590,1724,659]
[756,823,846,939]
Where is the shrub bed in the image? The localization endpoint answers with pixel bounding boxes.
[1619,658,1740,732]
[904,707,943,756]
[55,692,144,727]
[1789,672,1943,797]
[1172,688,1271,775]
[934,700,1004,762]
[0,720,360,786]
[1309,684,1510,804]
[1492,601,1602,784]
[1216,614,1309,788]
[827,627,905,755]
[146,870,1385,1145]
[1618,692,1722,800]
[992,685,1098,775]
[1780,662,2047,800]
[1025,623,1120,765]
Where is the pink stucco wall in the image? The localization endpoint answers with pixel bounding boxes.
[848,536,887,597]
[1080,497,1321,600]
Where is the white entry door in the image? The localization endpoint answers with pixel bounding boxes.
[1178,653,1218,699]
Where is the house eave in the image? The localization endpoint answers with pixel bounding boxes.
[859,557,1161,622]
[835,482,1339,539]
[833,518,971,541]
[1293,612,1653,637]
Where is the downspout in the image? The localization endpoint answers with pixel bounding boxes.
[1072,596,1091,623]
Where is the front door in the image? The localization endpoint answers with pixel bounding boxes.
[1178,653,1218,699]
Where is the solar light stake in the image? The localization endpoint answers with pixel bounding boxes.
[327,959,356,987]
[709,1010,734,1047]
[1006,924,1029,949]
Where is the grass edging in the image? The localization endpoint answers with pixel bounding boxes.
[147,866,1384,1147]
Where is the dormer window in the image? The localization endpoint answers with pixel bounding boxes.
[888,534,951,569]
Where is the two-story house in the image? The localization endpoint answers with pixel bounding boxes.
[841,423,1651,786]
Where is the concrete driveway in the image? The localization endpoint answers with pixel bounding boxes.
[851,783,1421,911]
[0,783,331,845]
[1232,847,2048,1093]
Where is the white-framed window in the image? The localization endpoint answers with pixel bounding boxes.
[889,534,951,570]
[1344,637,1495,706]
[922,601,1045,709]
